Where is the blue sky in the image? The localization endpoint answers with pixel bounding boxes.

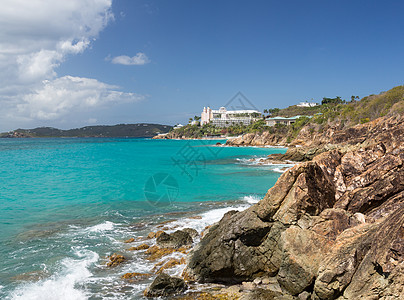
[0,0,403,131]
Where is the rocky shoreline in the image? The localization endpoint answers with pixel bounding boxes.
[182,115,404,299]
[109,114,403,299]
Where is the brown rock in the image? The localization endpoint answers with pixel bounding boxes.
[121,272,151,282]
[156,258,181,274]
[107,253,125,267]
[124,237,136,243]
[147,232,156,239]
[128,243,150,251]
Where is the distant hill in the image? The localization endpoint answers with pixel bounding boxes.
[0,123,172,138]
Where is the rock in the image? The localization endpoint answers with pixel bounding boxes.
[298,291,311,300]
[145,245,189,261]
[128,243,149,251]
[184,114,404,299]
[156,258,182,274]
[156,230,193,249]
[240,288,292,300]
[147,232,156,239]
[188,215,203,219]
[242,281,255,290]
[144,273,187,297]
[121,272,151,282]
[107,253,125,267]
[124,237,135,243]
[181,227,199,238]
[155,230,165,238]
[314,205,404,299]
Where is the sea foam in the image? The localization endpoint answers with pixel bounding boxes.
[8,248,98,300]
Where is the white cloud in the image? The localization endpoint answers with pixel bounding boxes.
[111,53,151,65]
[0,0,146,130]
[16,76,144,120]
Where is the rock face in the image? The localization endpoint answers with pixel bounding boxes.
[156,230,193,249]
[144,273,187,297]
[185,115,404,299]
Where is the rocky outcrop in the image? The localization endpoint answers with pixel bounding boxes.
[144,273,187,297]
[185,115,404,299]
[156,230,193,249]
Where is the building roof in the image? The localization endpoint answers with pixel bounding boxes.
[211,109,260,114]
[266,115,303,121]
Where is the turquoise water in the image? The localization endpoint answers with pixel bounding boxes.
[0,138,287,299]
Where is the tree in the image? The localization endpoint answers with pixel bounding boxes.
[263,109,268,114]
[321,97,344,105]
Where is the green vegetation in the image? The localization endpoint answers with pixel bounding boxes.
[168,85,404,141]
[269,105,322,117]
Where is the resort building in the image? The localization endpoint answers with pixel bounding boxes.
[201,106,261,127]
[297,101,319,107]
[265,116,302,126]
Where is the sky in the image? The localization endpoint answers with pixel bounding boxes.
[1,0,404,131]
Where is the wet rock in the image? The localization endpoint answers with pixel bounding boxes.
[156,258,182,274]
[128,243,149,251]
[124,237,136,243]
[156,230,193,249]
[107,253,125,267]
[147,232,156,239]
[121,272,151,282]
[144,273,187,297]
[145,245,189,261]
[182,227,199,238]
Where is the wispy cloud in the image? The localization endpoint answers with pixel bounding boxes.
[110,53,151,65]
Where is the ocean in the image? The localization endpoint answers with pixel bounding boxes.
[0,138,288,299]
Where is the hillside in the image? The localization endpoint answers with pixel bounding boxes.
[226,85,404,146]
[0,123,172,138]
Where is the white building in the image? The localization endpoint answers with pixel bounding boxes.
[265,116,301,126]
[297,102,319,107]
[201,106,261,127]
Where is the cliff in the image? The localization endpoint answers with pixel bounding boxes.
[184,114,404,299]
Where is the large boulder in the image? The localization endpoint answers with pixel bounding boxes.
[144,273,187,297]
[156,230,193,249]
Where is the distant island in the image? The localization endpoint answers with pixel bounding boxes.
[0,123,172,138]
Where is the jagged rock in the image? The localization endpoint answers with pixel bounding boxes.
[144,273,187,297]
[145,245,189,261]
[124,237,136,243]
[185,115,404,299]
[156,230,193,249]
[181,227,199,238]
[128,243,149,251]
[121,272,151,282]
[156,258,182,274]
[107,253,125,267]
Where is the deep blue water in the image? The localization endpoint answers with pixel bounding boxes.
[0,138,287,299]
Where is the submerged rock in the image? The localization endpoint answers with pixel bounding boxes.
[144,273,187,297]
[121,272,151,282]
[128,243,149,251]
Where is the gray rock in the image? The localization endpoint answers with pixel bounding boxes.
[144,273,187,297]
[156,230,193,249]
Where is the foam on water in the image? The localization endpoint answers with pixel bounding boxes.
[86,221,115,233]
[242,194,261,204]
[8,248,98,300]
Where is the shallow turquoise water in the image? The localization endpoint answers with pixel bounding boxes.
[0,138,287,299]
